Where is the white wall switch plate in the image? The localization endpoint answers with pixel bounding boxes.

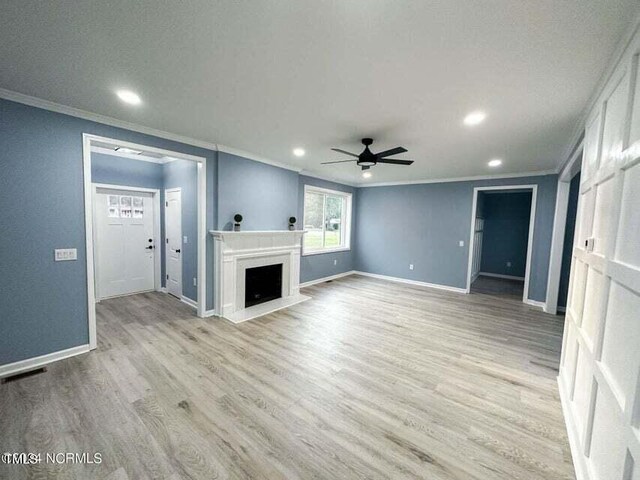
[459,240,464,247]
[54,248,77,261]
[409,264,414,270]
[333,259,337,265]
[183,236,188,244]
[193,277,197,286]
[507,261,512,267]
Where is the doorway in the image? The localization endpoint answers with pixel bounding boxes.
[93,185,160,299]
[83,134,207,350]
[466,185,537,304]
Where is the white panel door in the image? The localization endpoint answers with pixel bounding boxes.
[471,217,484,281]
[165,189,182,298]
[559,46,640,480]
[95,188,155,299]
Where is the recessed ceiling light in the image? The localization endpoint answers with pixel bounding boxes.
[116,89,142,106]
[488,159,503,167]
[463,110,486,126]
[115,147,143,155]
[362,171,372,179]
[293,148,305,157]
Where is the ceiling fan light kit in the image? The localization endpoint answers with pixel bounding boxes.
[322,138,414,171]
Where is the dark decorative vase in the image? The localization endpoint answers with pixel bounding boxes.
[233,214,243,232]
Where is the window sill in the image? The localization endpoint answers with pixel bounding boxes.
[302,247,351,257]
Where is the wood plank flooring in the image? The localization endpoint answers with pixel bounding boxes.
[0,275,575,479]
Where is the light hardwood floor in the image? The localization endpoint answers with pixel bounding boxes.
[0,275,575,480]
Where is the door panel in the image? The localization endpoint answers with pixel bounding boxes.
[165,189,182,298]
[95,188,155,299]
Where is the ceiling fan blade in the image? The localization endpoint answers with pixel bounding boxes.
[331,148,360,158]
[375,146,407,158]
[321,159,358,165]
[376,158,414,165]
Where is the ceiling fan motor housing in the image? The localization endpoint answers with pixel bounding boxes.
[358,139,376,166]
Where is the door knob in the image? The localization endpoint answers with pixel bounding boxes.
[176,249,181,253]
[145,246,154,250]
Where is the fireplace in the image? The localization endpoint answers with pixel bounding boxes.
[245,263,283,308]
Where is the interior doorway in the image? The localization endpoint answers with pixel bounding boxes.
[83,134,207,350]
[466,185,537,304]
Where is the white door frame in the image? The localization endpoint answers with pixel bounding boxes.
[164,187,183,299]
[465,184,538,305]
[83,133,208,350]
[92,183,162,299]
[544,141,584,314]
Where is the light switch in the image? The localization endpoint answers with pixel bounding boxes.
[409,264,414,270]
[459,240,464,247]
[55,248,77,261]
[333,259,337,266]
[183,236,188,244]
[193,277,197,286]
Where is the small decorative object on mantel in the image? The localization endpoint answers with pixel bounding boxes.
[288,216,296,231]
[233,214,243,232]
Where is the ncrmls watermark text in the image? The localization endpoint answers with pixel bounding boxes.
[2,452,102,465]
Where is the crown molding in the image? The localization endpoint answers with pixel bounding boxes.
[0,88,223,153]
[298,170,358,188]
[216,144,302,173]
[357,169,557,188]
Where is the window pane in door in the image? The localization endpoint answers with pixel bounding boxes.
[304,192,324,249]
[325,195,343,248]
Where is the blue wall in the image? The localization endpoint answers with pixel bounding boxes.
[298,175,357,284]
[217,152,299,231]
[0,98,216,365]
[480,191,532,277]
[0,96,563,367]
[92,152,164,190]
[355,175,558,302]
[559,171,581,309]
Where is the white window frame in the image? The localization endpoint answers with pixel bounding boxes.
[302,185,352,256]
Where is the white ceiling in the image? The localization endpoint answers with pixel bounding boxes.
[1,1,637,185]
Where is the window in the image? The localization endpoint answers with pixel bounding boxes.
[303,185,352,255]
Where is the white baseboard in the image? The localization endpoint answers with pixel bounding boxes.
[203,309,217,318]
[524,298,547,310]
[299,270,356,288]
[159,287,167,293]
[354,271,467,294]
[0,344,91,379]
[558,376,589,480]
[181,295,197,309]
[479,272,525,281]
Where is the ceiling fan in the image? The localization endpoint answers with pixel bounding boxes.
[322,138,414,170]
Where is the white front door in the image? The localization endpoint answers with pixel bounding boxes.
[165,189,182,298]
[94,187,156,299]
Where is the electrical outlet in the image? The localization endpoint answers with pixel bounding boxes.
[459,240,464,247]
[409,264,414,270]
[333,259,337,266]
[193,277,197,286]
[54,248,77,261]
[506,261,512,267]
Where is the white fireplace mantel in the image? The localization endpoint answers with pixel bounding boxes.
[210,230,309,323]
